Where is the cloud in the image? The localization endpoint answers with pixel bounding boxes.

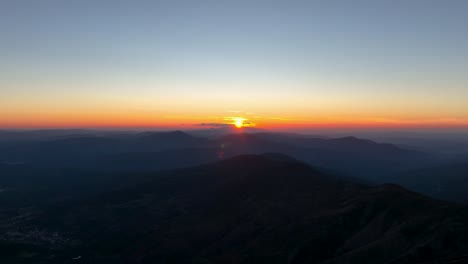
[197,123,231,127]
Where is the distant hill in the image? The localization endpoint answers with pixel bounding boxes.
[2,154,468,264]
[392,160,468,203]
[0,131,437,189]
[214,133,433,181]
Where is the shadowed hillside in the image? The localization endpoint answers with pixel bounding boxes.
[1,154,468,264]
[0,131,435,179]
[391,161,468,203]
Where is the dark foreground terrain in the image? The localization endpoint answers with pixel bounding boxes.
[1,154,468,264]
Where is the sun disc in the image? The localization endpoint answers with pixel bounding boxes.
[235,118,243,128]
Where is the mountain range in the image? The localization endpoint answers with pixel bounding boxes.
[1,154,468,263]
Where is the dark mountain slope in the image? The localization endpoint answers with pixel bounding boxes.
[0,131,435,184]
[215,133,433,181]
[2,154,468,264]
[132,130,209,149]
[391,160,468,203]
[0,131,210,168]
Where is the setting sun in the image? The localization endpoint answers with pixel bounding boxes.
[234,117,244,128]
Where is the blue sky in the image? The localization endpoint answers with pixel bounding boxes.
[1,0,468,128]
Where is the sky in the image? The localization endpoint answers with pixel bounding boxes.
[1,0,468,130]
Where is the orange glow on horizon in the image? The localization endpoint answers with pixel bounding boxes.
[1,110,468,130]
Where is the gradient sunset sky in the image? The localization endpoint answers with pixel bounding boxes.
[1,0,468,130]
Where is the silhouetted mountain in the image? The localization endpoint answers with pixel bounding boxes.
[2,154,468,264]
[99,148,219,172]
[214,133,433,181]
[0,130,438,193]
[259,134,414,156]
[392,160,468,203]
[0,131,210,168]
[132,130,209,150]
[0,129,97,142]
